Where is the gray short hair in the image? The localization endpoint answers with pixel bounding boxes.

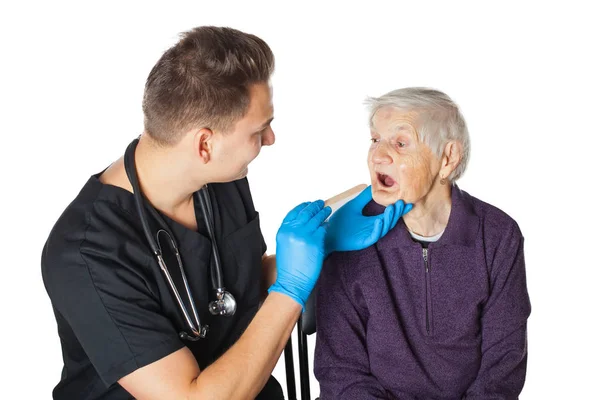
[365,87,470,182]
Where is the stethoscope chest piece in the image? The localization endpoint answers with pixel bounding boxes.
[209,289,237,316]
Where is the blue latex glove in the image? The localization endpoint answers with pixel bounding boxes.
[268,200,332,309]
[324,185,413,254]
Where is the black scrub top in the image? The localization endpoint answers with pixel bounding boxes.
[41,173,283,399]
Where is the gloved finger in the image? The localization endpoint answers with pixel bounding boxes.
[344,185,374,211]
[282,202,311,223]
[365,218,384,246]
[380,204,395,235]
[296,200,325,224]
[305,206,332,232]
[402,203,413,216]
[315,225,328,243]
[387,200,407,234]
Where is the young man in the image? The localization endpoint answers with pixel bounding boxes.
[41,26,410,399]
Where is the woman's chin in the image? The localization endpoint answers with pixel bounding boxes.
[372,190,398,207]
[372,187,415,207]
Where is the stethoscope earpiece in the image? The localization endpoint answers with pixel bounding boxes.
[179,328,207,341]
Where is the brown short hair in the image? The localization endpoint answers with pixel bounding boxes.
[142,26,275,145]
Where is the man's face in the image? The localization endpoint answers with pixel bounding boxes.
[368,107,440,206]
[212,82,275,182]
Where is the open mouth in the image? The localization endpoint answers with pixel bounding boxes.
[377,172,397,188]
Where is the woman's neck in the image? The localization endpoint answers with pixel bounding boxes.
[402,184,452,237]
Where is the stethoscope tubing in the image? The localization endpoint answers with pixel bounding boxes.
[124,137,232,340]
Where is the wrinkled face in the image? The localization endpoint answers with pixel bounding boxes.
[212,82,275,182]
[368,107,441,206]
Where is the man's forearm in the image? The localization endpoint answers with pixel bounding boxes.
[260,254,277,300]
[191,292,300,400]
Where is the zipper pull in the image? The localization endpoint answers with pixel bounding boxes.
[422,248,429,272]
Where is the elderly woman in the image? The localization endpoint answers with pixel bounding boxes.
[314,88,531,399]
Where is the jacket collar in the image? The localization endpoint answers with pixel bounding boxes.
[365,184,480,249]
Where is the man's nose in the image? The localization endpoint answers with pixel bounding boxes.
[261,127,275,147]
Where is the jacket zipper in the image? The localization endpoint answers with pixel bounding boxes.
[422,248,433,335]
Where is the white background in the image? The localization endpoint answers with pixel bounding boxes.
[1,1,598,398]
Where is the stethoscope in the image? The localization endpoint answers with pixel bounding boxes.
[124,137,237,341]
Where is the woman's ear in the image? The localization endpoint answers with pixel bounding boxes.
[194,128,214,163]
[439,141,462,180]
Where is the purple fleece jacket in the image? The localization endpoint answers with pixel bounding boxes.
[314,186,531,399]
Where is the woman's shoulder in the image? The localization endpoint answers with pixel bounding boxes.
[460,188,523,240]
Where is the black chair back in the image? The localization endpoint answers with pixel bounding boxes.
[284,289,318,400]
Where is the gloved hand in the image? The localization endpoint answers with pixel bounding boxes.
[324,185,412,254]
[268,200,331,309]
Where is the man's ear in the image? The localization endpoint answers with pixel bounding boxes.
[193,128,214,163]
[439,141,462,179]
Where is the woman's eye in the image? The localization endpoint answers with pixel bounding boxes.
[397,142,406,148]
[370,138,379,144]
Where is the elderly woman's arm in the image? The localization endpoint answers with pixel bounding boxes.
[465,223,531,399]
[314,253,389,400]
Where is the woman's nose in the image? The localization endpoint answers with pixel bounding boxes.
[370,142,393,164]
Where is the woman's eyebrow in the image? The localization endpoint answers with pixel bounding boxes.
[392,124,412,133]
